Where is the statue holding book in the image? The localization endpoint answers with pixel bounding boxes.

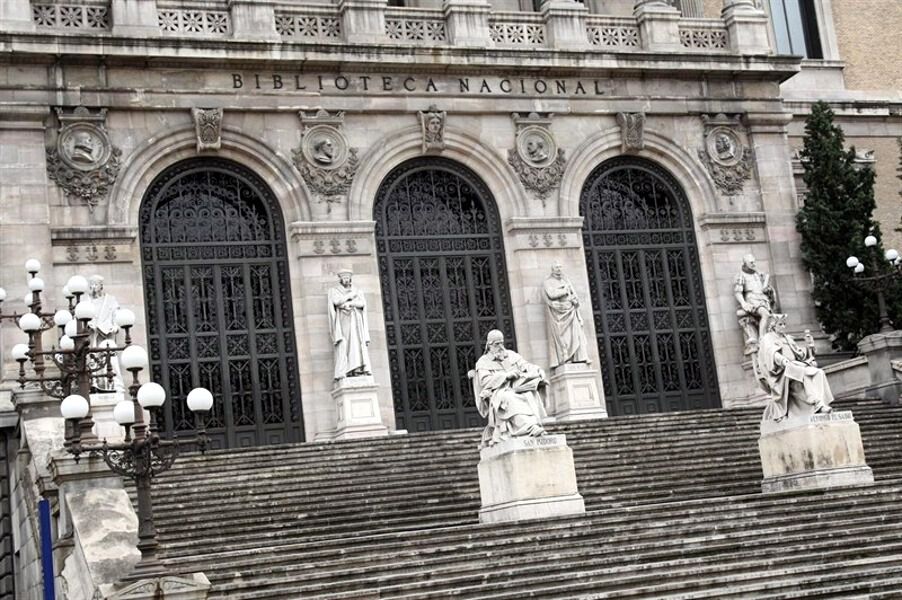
[471,330,548,448]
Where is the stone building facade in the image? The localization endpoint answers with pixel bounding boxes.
[0,0,898,446]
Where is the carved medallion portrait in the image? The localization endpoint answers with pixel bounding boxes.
[57,123,111,172]
[706,126,742,167]
[516,126,556,168]
[301,124,349,169]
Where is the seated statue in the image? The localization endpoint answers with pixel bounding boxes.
[756,313,833,426]
[470,330,548,448]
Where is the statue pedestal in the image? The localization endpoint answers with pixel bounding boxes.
[477,434,585,524]
[857,330,902,404]
[333,375,388,440]
[759,411,874,493]
[547,363,607,421]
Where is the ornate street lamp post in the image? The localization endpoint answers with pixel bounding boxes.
[845,235,902,334]
[1,260,213,580]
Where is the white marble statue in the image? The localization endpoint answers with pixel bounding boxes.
[756,313,833,426]
[87,275,124,392]
[734,254,776,355]
[543,262,590,369]
[472,330,548,448]
[328,269,372,381]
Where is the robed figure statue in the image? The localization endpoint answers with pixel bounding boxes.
[756,313,833,425]
[471,330,548,448]
[543,262,590,368]
[328,270,372,381]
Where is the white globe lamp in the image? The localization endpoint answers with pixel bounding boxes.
[10,344,28,362]
[120,345,149,371]
[61,394,90,419]
[846,256,859,269]
[137,382,166,409]
[67,275,89,296]
[187,388,214,412]
[24,259,41,274]
[113,400,136,426]
[18,313,41,333]
[59,335,75,351]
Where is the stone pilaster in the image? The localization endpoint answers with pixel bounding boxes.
[721,0,771,55]
[110,0,161,38]
[228,0,280,41]
[0,0,35,33]
[443,0,491,48]
[633,0,682,53]
[339,0,388,44]
[541,0,589,51]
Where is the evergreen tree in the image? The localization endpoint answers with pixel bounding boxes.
[795,101,901,350]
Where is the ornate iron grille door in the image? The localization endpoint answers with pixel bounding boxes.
[140,159,303,448]
[581,157,720,415]
[375,159,515,432]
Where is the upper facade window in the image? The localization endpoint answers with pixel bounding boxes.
[769,0,823,58]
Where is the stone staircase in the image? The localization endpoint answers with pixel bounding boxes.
[147,399,902,598]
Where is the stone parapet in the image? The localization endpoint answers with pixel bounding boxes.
[478,434,585,524]
[759,411,874,493]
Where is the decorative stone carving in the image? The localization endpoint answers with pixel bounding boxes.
[418,105,446,153]
[471,329,548,448]
[191,107,223,152]
[102,573,211,600]
[293,109,360,208]
[698,113,752,196]
[543,262,590,369]
[46,106,122,212]
[734,254,776,355]
[328,269,372,381]
[755,313,833,428]
[616,112,645,153]
[508,113,565,205]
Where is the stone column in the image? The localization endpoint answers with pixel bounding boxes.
[678,0,704,18]
[0,0,35,33]
[229,0,280,41]
[110,0,161,37]
[443,0,491,48]
[633,0,682,53]
[722,0,771,54]
[541,0,589,51]
[339,0,388,44]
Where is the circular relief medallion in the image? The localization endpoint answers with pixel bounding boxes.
[516,126,556,168]
[302,125,349,170]
[706,127,742,167]
[58,123,112,172]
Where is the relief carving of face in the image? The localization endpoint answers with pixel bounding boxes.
[313,137,335,164]
[71,131,97,164]
[525,136,548,162]
[715,133,736,160]
[427,115,442,135]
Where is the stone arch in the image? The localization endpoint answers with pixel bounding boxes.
[559,127,719,220]
[349,125,529,223]
[110,126,312,227]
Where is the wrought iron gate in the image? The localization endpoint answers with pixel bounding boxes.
[140,158,303,448]
[581,157,720,415]
[374,158,515,432]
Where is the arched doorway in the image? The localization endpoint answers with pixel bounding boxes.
[581,157,720,415]
[374,158,515,432]
[139,158,303,448]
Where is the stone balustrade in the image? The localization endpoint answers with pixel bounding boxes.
[3,0,768,55]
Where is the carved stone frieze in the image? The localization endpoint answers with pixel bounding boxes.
[292,109,360,205]
[509,113,566,205]
[192,107,223,151]
[616,112,645,153]
[418,105,446,153]
[46,106,122,212]
[698,113,753,196]
[293,109,359,209]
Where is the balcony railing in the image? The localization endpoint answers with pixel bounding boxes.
[20,0,749,56]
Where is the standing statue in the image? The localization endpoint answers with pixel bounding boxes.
[87,275,123,392]
[543,262,590,368]
[756,313,833,425]
[328,270,372,381]
[734,254,776,354]
[471,330,548,448]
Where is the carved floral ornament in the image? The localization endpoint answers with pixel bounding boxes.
[292,109,359,210]
[616,112,645,153]
[46,106,122,212]
[507,113,566,205]
[697,113,753,196]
